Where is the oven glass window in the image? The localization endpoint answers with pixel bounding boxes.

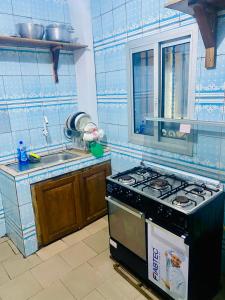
[133,49,154,136]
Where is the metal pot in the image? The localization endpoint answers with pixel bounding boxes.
[16,23,44,40]
[45,24,74,43]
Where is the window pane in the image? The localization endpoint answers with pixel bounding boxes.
[132,50,154,136]
[161,42,190,139]
[161,42,190,119]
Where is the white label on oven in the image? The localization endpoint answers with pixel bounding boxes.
[148,222,189,300]
[110,239,117,248]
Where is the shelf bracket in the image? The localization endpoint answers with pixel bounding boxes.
[51,45,63,83]
[190,1,217,68]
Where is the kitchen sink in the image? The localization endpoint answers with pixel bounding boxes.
[40,152,80,164]
[6,151,81,172]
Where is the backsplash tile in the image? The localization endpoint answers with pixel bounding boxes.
[142,0,160,28]
[0,50,21,76]
[0,0,12,14]
[19,51,39,76]
[100,0,113,15]
[27,105,44,129]
[126,0,142,34]
[4,76,24,99]
[102,11,114,40]
[0,110,11,134]
[92,16,103,42]
[37,52,53,76]
[113,4,127,36]
[12,0,32,18]
[30,128,47,150]
[0,14,14,36]
[0,133,14,157]
[9,106,29,131]
[198,55,225,92]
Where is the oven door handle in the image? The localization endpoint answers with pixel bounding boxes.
[106,196,144,219]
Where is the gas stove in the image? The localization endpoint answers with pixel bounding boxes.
[107,164,223,214]
[106,163,224,300]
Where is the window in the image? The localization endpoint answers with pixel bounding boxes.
[127,25,198,155]
[133,49,154,136]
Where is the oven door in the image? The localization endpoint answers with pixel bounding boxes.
[147,219,189,300]
[106,196,146,261]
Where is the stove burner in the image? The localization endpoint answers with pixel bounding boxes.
[175,196,189,204]
[118,175,136,185]
[136,168,151,177]
[150,179,169,190]
[172,195,197,208]
[192,187,206,195]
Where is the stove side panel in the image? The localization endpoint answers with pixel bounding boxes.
[188,193,224,300]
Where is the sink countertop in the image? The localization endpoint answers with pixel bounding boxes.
[0,148,110,178]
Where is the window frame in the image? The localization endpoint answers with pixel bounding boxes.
[127,24,198,156]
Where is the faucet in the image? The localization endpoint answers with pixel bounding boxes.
[43,115,49,137]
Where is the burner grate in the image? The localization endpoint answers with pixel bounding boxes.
[172,196,197,207]
[183,184,217,201]
[135,167,159,179]
[141,178,172,197]
[118,175,136,185]
[156,175,188,199]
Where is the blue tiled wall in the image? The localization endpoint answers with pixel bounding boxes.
[91,0,225,174]
[0,0,78,237]
[90,0,225,273]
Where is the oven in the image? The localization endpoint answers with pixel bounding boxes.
[106,196,146,261]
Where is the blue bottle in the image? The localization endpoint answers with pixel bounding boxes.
[17,141,28,164]
[139,121,145,134]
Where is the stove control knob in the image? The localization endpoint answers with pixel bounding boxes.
[165,208,173,219]
[107,184,113,193]
[157,205,164,215]
[126,190,133,198]
[136,195,141,203]
[116,187,122,195]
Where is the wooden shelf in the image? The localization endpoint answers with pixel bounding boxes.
[165,0,225,68]
[166,0,195,15]
[0,35,87,82]
[166,0,225,15]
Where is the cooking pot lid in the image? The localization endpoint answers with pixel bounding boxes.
[46,23,74,30]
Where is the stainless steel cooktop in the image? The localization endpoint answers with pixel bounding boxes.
[110,165,223,213]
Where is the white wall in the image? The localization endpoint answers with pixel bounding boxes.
[68,0,98,124]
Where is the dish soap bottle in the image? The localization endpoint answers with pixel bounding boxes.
[17,141,28,164]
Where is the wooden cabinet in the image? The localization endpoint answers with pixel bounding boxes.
[80,162,111,225]
[32,161,111,246]
[33,173,82,245]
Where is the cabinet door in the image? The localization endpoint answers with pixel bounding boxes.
[33,174,81,245]
[81,162,111,225]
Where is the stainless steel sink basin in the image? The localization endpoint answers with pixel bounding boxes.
[6,151,81,172]
[40,152,80,164]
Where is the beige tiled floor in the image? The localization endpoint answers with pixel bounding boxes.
[0,217,224,300]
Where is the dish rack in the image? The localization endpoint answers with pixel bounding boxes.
[64,112,101,152]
